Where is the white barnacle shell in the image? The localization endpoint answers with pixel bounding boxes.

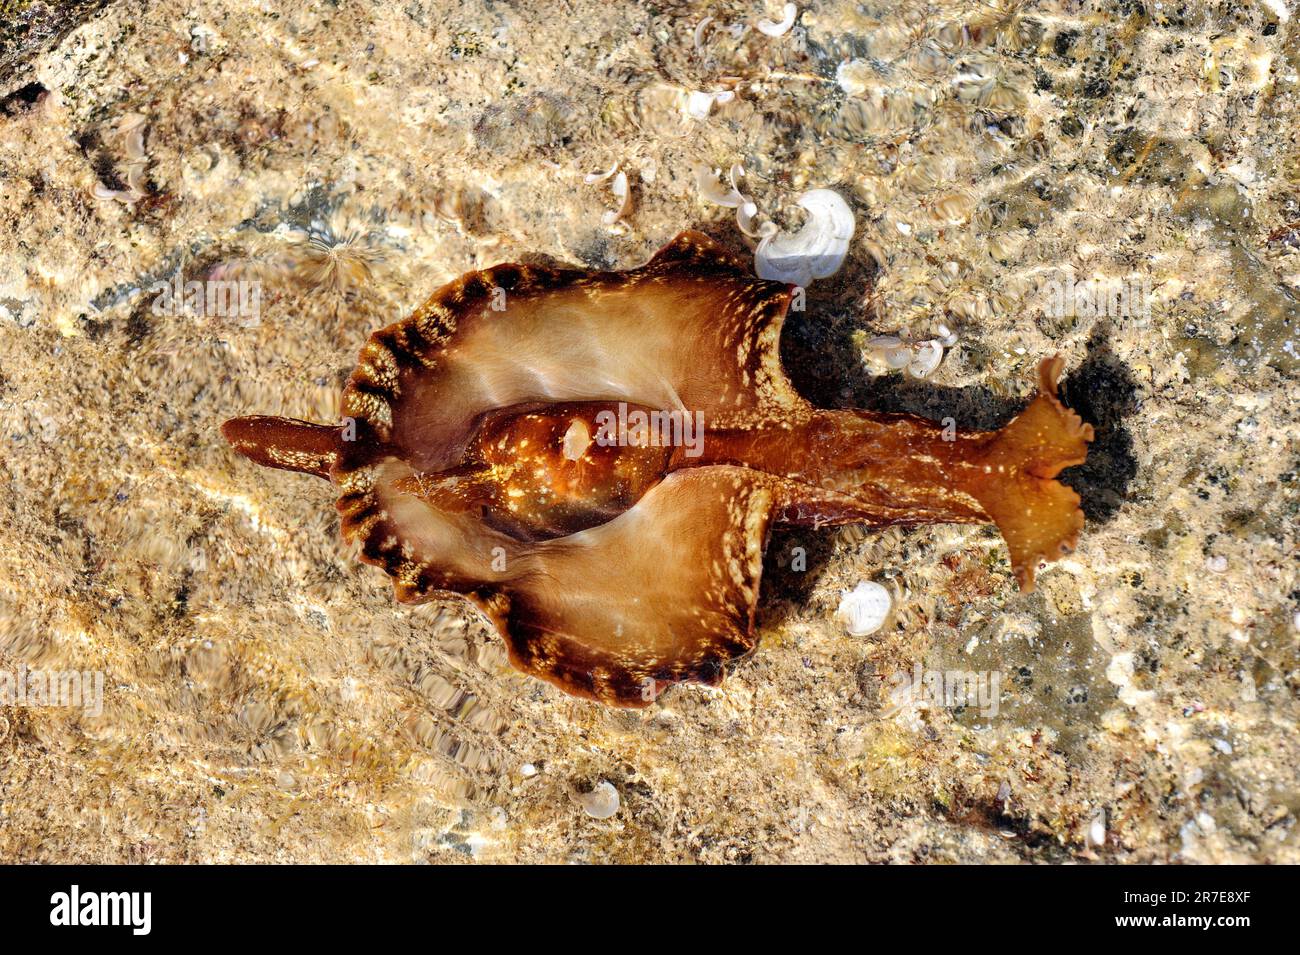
[736,201,776,239]
[836,581,891,636]
[836,59,872,96]
[123,124,147,162]
[91,181,127,203]
[757,3,798,37]
[684,89,735,119]
[584,161,619,185]
[601,171,631,226]
[754,189,855,285]
[1086,809,1107,849]
[694,16,715,52]
[685,90,716,119]
[907,340,944,378]
[864,336,914,370]
[694,164,746,208]
[576,781,620,819]
[115,112,147,138]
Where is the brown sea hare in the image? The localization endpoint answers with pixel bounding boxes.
[222,231,1093,706]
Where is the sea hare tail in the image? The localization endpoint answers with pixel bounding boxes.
[221,416,340,479]
[964,357,1094,591]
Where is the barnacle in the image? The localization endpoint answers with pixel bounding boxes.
[754,189,855,285]
[222,232,1092,706]
[757,3,798,37]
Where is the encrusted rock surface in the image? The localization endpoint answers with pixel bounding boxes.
[0,0,1296,862]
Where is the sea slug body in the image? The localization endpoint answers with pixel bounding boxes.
[222,231,1092,706]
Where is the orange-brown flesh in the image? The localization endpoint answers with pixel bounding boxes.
[220,231,1094,705]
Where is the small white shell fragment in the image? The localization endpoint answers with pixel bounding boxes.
[907,340,944,378]
[124,125,147,162]
[91,181,127,202]
[694,16,714,52]
[1205,554,1228,573]
[863,336,913,370]
[584,161,619,185]
[520,762,538,777]
[882,346,913,369]
[757,3,798,37]
[686,90,717,119]
[576,781,620,819]
[1086,809,1106,848]
[116,112,147,136]
[754,188,855,285]
[125,162,149,197]
[736,201,776,239]
[685,89,735,119]
[835,581,891,636]
[1260,0,1289,23]
[694,164,746,208]
[865,335,903,350]
[601,171,631,225]
[562,419,592,460]
[836,59,872,96]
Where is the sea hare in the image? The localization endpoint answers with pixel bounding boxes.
[222,231,1093,706]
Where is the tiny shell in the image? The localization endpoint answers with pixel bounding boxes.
[694,17,714,52]
[584,161,619,185]
[91,181,127,202]
[836,581,891,636]
[836,59,872,96]
[882,344,913,369]
[757,3,798,37]
[685,90,717,119]
[1086,809,1107,848]
[684,89,734,119]
[907,340,944,378]
[736,200,775,239]
[754,189,855,286]
[601,171,630,226]
[864,336,913,370]
[694,164,746,208]
[124,125,147,162]
[576,781,620,819]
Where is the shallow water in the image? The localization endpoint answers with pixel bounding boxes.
[0,0,1296,862]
